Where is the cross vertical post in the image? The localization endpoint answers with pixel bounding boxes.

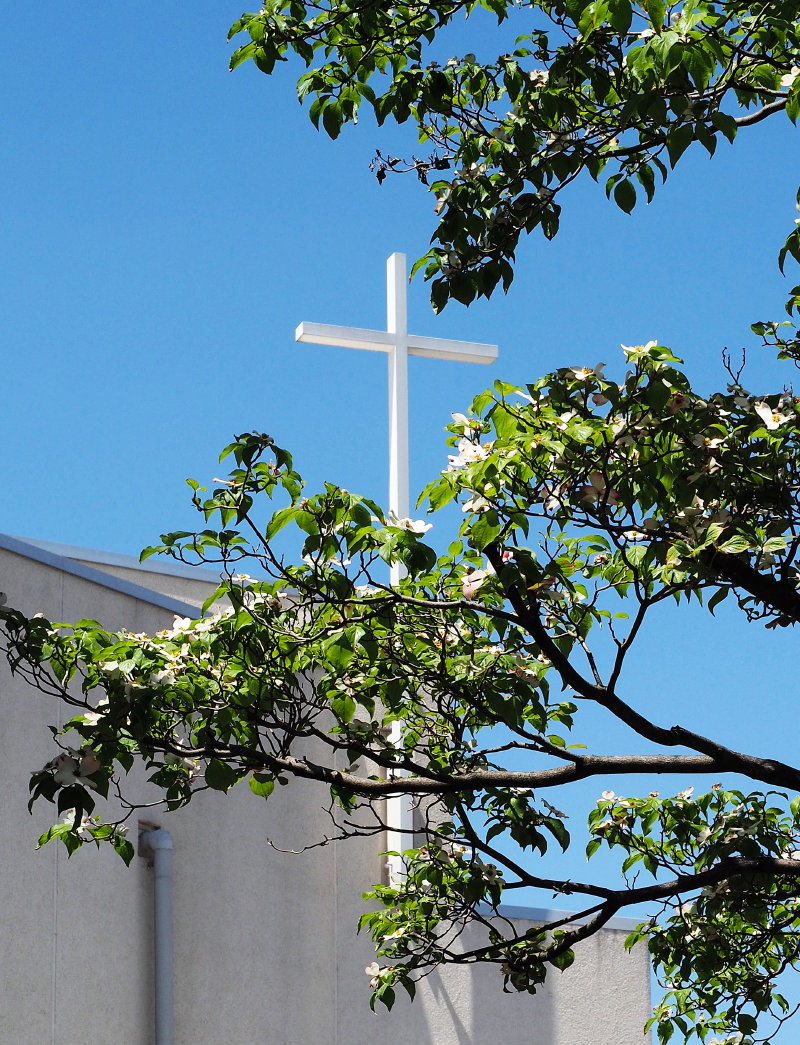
[387,253,410,585]
[296,252,498,878]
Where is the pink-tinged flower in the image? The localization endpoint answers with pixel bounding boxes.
[578,472,619,505]
[754,400,793,430]
[80,751,102,776]
[462,569,488,599]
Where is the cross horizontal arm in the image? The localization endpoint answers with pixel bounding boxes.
[296,322,498,365]
[407,333,497,365]
[295,322,391,353]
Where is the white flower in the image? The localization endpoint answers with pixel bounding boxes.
[569,363,605,381]
[51,753,81,785]
[437,622,470,647]
[599,790,616,803]
[677,787,694,801]
[556,409,578,429]
[81,697,109,726]
[542,481,567,512]
[387,511,433,535]
[754,400,793,430]
[364,961,387,988]
[462,495,491,513]
[149,667,178,687]
[781,66,800,88]
[382,927,407,940]
[46,750,99,789]
[579,472,620,505]
[692,434,724,449]
[165,753,200,777]
[621,339,658,359]
[450,412,481,436]
[446,438,493,470]
[192,617,216,633]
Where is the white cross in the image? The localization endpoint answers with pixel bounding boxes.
[296,252,498,585]
[296,252,498,877]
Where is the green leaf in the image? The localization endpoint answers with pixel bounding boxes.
[322,103,343,139]
[706,587,729,615]
[205,759,238,792]
[710,111,737,144]
[229,42,257,72]
[682,45,715,91]
[644,0,666,31]
[249,773,276,799]
[113,835,135,865]
[719,534,752,554]
[613,179,636,214]
[666,124,694,167]
[469,511,501,550]
[787,82,800,125]
[606,0,632,34]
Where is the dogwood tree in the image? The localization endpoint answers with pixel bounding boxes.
[227,0,800,309]
[4,5,800,1043]
[5,332,800,1043]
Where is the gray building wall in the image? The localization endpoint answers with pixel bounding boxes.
[0,538,651,1044]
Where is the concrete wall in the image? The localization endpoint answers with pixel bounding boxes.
[0,540,652,1044]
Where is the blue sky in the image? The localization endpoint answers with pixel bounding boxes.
[4,3,800,912]
[2,3,797,556]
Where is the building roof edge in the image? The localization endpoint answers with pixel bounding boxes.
[0,533,205,618]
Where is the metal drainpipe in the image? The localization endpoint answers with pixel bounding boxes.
[140,827,174,1045]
